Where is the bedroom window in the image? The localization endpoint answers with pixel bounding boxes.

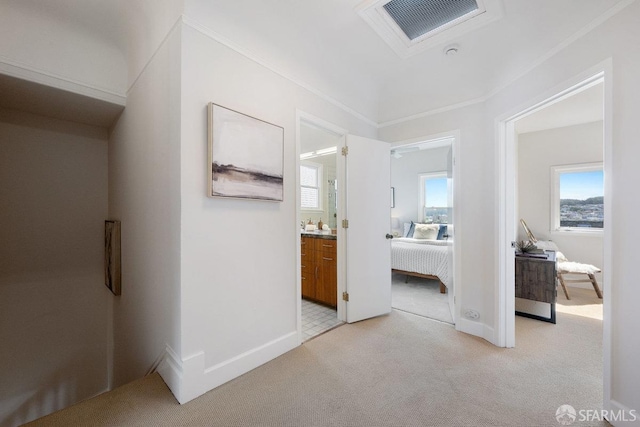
[551,163,603,232]
[418,172,448,223]
[300,162,322,210]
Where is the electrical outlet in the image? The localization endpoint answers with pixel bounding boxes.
[464,309,480,320]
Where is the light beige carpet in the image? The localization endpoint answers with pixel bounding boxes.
[27,288,605,427]
[391,272,453,324]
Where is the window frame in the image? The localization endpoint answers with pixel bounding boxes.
[300,161,323,211]
[417,171,448,223]
[550,162,603,235]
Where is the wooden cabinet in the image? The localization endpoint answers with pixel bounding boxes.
[301,236,337,307]
[515,251,557,323]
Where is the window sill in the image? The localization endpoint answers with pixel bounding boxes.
[551,229,603,237]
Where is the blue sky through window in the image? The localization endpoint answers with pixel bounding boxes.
[425,177,448,207]
[560,170,603,200]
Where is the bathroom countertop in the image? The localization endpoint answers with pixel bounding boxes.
[300,231,337,240]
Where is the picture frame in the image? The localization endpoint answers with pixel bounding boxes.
[391,187,395,208]
[207,103,284,201]
[105,220,121,296]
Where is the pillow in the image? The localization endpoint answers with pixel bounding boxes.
[403,222,412,238]
[413,223,439,240]
[405,221,416,238]
[437,224,448,240]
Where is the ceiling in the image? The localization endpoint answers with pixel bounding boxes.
[1,0,632,125]
[515,82,604,134]
[184,0,627,123]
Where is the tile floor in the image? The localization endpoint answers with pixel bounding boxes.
[301,299,343,342]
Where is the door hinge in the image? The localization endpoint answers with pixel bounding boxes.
[342,219,349,228]
[342,146,349,156]
[342,291,349,302]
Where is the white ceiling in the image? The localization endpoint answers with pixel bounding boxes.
[515,82,604,134]
[1,0,632,126]
[183,0,627,123]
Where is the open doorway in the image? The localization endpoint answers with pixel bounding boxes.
[513,81,604,326]
[297,116,345,342]
[497,68,612,413]
[389,135,458,325]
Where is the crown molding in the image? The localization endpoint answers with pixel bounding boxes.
[181,16,378,129]
[379,0,636,128]
[0,55,126,106]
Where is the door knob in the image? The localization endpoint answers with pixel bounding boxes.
[385,234,394,239]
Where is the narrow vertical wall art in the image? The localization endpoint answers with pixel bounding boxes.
[105,220,121,295]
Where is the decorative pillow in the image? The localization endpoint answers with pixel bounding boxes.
[404,221,416,238]
[437,224,448,240]
[403,222,412,237]
[413,223,439,240]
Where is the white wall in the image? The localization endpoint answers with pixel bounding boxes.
[0,109,109,426]
[170,21,377,403]
[518,121,604,286]
[391,146,449,227]
[382,1,640,418]
[0,1,126,101]
[108,25,182,388]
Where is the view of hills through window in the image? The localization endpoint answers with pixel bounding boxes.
[559,170,604,228]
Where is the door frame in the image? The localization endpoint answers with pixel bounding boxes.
[390,130,461,325]
[495,61,612,411]
[295,110,347,344]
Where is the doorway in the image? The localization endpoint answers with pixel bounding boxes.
[296,112,395,342]
[389,133,459,325]
[497,67,612,410]
[297,115,345,341]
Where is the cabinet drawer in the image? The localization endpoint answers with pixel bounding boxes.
[316,239,337,254]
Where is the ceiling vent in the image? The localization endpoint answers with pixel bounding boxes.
[357,0,503,58]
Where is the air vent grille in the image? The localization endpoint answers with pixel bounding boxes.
[383,0,479,40]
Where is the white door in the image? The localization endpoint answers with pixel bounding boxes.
[343,135,391,323]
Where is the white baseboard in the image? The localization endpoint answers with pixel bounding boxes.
[456,318,496,345]
[159,331,299,404]
[457,317,484,337]
[607,399,640,426]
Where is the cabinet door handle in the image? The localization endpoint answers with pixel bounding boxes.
[323,257,333,261]
[315,266,319,280]
[322,244,333,247]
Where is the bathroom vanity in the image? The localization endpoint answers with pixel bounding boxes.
[301,233,337,307]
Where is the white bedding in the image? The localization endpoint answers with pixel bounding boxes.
[391,239,451,289]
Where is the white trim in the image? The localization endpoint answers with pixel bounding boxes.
[0,56,126,106]
[380,97,486,128]
[182,16,378,128]
[607,400,639,426]
[159,332,298,404]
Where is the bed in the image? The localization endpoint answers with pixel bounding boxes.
[391,237,451,294]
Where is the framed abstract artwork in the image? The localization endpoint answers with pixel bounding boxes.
[207,103,284,201]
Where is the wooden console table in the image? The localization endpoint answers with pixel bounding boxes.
[515,251,557,324]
